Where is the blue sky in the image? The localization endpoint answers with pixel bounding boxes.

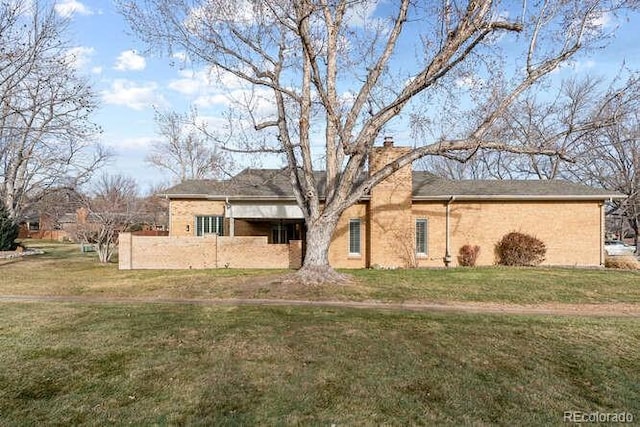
[58,1,640,191]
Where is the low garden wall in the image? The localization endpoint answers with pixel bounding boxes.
[118,233,302,270]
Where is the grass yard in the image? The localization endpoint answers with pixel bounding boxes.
[1,303,639,425]
[1,240,639,305]
[1,241,639,424]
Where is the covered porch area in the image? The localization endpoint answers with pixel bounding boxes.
[225,202,306,245]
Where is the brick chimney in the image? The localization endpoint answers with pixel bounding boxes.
[368,136,413,268]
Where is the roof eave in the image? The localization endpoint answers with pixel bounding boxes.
[162,194,211,199]
[412,194,626,201]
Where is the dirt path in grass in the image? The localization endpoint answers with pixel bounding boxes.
[1,294,639,317]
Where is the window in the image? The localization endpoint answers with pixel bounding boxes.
[349,219,361,255]
[416,219,428,255]
[195,216,224,236]
[271,223,288,244]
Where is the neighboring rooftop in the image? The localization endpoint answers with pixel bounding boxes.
[162,168,623,201]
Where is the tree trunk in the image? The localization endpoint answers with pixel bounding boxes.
[293,213,350,285]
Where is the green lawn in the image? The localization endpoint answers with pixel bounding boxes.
[2,240,639,305]
[1,241,639,424]
[1,303,638,425]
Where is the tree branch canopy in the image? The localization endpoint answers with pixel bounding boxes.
[0,0,105,222]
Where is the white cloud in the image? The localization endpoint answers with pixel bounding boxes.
[105,136,157,150]
[588,11,612,30]
[55,0,92,17]
[344,0,381,28]
[102,79,167,110]
[455,75,484,89]
[169,67,250,96]
[167,66,277,120]
[168,69,212,95]
[114,50,146,72]
[570,60,596,72]
[65,46,94,69]
[554,59,597,75]
[187,0,260,30]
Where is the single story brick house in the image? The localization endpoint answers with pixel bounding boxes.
[156,141,622,269]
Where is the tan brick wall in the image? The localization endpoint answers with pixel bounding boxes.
[122,234,218,269]
[119,233,295,270]
[329,203,368,268]
[412,200,603,267]
[118,232,132,270]
[217,236,290,268]
[289,240,303,269]
[170,199,226,236]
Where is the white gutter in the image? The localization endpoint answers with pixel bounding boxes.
[166,193,622,201]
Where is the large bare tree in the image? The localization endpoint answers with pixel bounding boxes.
[146,108,230,182]
[0,0,106,223]
[121,0,639,282]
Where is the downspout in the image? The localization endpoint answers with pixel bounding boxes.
[166,195,172,236]
[600,199,607,266]
[444,196,455,267]
[225,197,234,237]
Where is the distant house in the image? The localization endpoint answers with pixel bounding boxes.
[19,188,170,241]
[145,139,622,269]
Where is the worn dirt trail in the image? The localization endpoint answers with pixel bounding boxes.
[1,294,639,317]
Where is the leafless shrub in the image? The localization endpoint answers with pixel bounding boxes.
[458,244,480,267]
[495,232,546,266]
[605,255,640,270]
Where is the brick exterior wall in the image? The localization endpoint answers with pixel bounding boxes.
[169,199,226,236]
[329,203,368,268]
[412,200,603,267]
[119,233,301,270]
[217,236,290,268]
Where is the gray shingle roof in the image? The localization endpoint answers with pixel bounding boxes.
[162,168,623,200]
[411,172,622,199]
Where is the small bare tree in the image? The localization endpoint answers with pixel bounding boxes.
[0,0,107,223]
[138,183,170,231]
[76,175,141,263]
[146,108,230,182]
